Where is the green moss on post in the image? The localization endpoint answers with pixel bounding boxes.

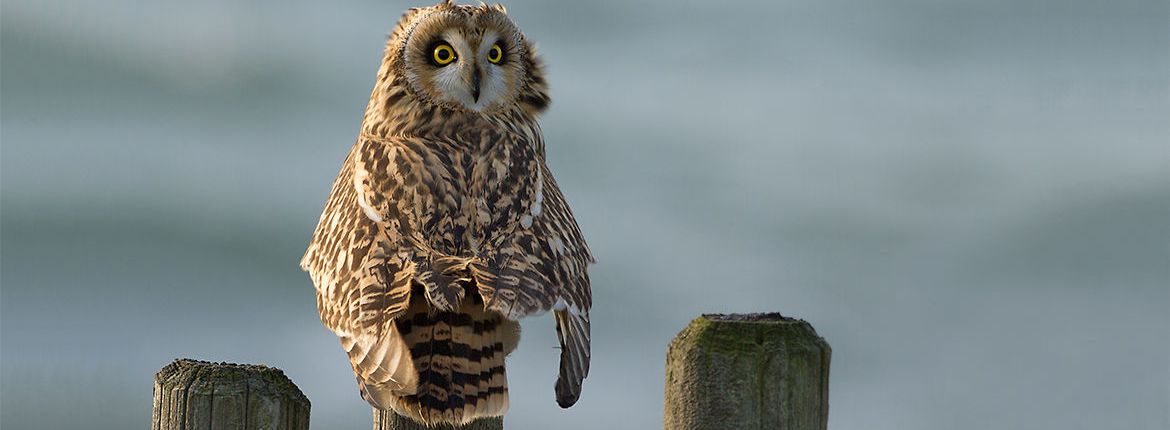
[152,359,310,430]
[664,314,831,430]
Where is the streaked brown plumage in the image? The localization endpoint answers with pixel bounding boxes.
[300,1,593,425]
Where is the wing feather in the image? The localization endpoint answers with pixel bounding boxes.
[539,163,593,406]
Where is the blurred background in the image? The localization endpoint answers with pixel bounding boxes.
[2,0,1167,428]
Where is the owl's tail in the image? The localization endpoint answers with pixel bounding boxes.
[364,284,518,425]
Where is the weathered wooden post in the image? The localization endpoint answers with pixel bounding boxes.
[373,409,503,430]
[664,313,831,430]
[152,359,311,430]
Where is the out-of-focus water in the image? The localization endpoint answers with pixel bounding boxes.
[2,0,1167,429]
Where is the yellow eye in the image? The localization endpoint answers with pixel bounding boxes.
[487,43,503,64]
[432,44,456,65]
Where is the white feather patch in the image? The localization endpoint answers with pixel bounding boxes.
[549,236,565,255]
[352,166,384,222]
[530,168,543,216]
[554,297,582,316]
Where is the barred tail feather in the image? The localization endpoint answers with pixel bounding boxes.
[382,289,518,425]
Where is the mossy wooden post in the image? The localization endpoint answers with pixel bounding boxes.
[373,409,503,430]
[152,359,310,430]
[664,314,831,430]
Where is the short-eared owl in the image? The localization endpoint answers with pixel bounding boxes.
[301,0,593,425]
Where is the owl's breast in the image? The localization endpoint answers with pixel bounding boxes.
[414,150,475,256]
[409,126,540,258]
[464,132,541,255]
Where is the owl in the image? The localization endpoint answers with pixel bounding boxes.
[300,1,593,426]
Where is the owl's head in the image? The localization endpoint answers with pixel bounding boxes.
[382,1,548,114]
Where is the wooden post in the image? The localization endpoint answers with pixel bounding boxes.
[152,359,311,430]
[372,409,503,430]
[664,313,831,430]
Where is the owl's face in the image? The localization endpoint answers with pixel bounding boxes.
[396,3,532,113]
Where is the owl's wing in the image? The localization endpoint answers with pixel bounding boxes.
[300,134,458,405]
[484,162,594,407]
[348,133,479,311]
[541,165,594,408]
[302,135,438,329]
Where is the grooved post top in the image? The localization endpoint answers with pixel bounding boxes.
[152,358,311,430]
[702,312,794,322]
[670,313,830,356]
[155,358,310,406]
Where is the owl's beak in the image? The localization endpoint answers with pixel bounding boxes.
[471,67,482,103]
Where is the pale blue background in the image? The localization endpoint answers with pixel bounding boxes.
[2,0,1167,429]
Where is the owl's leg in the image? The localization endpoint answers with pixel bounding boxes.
[418,255,482,312]
[475,252,554,320]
